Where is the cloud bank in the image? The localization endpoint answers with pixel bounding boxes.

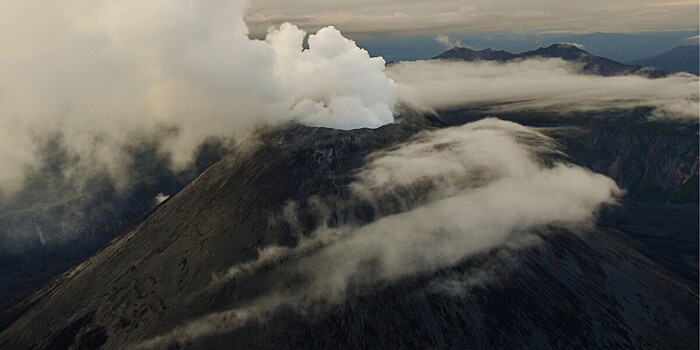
[140,118,621,347]
[387,59,700,120]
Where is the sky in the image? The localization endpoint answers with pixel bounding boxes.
[247,0,699,62]
[247,0,699,37]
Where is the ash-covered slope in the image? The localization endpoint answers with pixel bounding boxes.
[0,114,697,349]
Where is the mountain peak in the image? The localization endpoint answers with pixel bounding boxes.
[434,47,516,62]
[528,43,591,60]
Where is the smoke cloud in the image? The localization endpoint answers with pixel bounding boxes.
[140,118,621,347]
[387,59,700,120]
[0,0,397,191]
[0,0,398,251]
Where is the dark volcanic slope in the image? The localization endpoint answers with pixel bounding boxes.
[0,114,697,349]
[435,44,667,78]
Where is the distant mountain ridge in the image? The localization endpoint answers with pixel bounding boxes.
[435,43,667,78]
[630,44,699,75]
[436,47,517,62]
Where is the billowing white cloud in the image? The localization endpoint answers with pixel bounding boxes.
[387,59,700,119]
[0,0,397,193]
[139,118,621,347]
[266,24,397,129]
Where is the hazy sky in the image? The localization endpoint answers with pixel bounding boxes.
[247,0,699,38]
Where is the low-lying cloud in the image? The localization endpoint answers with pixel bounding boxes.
[139,118,621,347]
[388,59,700,120]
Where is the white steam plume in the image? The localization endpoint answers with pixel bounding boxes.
[388,59,700,120]
[435,34,466,49]
[139,118,621,347]
[0,0,397,193]
[267,23,397,130]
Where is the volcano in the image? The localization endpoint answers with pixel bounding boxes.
[0,111,697,349]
